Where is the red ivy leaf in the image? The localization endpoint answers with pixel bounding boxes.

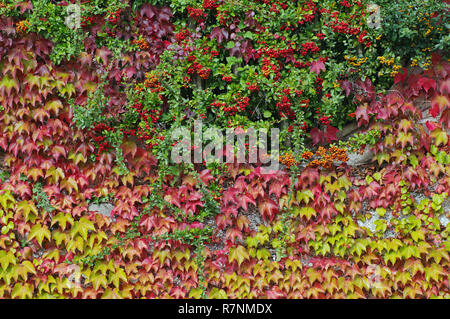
[222,187,239,205]
[394,67,408,85]
[258,198,279,222]
[310,127,325,145]
[225,227,243,243]
[210,27,229,44]
[215,213,233,229]
[140,3,156,19]
[121,140,137,158]
[355,103,370,127]
[198,169,214,186]
[425,121,438,132]
[309,60,325,75]
[122,66,136,79]
[95,47,112,66]
[236,192,256,211]
[417,76,436,93]
[324,126,339,143]
[440,108,450,130]
[430,95,449,117]
[439,78,450,95]
[340,80,352,97]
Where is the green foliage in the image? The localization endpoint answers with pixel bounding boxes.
[32,182,54,213]
[373,0,449,68]
[338,128,382,153]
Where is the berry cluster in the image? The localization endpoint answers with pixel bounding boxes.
[187,7,207,23]
[301,151,313,160]
[314,77,324,95]
[299,98,310,108]
[132,38,149,50]
[297,0,318,25]
[176,28,190,41]
[316,32,326,40]
[278,152,296,167]
[261,58,281,81]
[92,123,114,160]
[307,145,349,169]
[107,9,121,24]
[246,83,259,92]
[209,101,226,112]
[187,56,211,80]
[225,94,250,116]
[276,95,295,120]
[221,75,232,82]
[319,115,332,126]
[143,72,164,93]
[129,103,162,147]
[299,121,309,131]
[16,20,29,33]
[326,19,359,36]
[216,10,231,26]
[256,42,296,60]
[81,16,95,28]
[340,0,353,8]
[203,0,220,10]
[300,42,320,56]
[293,60,311,68]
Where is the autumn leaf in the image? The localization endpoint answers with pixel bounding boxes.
[430,128,448,146]
[70,217,95,241]
[309,60,325,75]
[11,283,33,299]
[228,245,250,266]
[430,95,449,117]
[0,250,16,271]
[28,224,51,247]
[417,76,436,93]
[355,103,370,126]
[258,198,279,221]
[394,67,408,84]
[324,126,339,143]
[309,127,325,145]
[210,27,229,44]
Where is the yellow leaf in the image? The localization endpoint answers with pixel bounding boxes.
[0,250,16,271]
[108,267,127,288]
[228,245,250,266]
[28,224,51,247]
[11,283,33,299]
[208,287,228,299]
[66,235,84,253]
[70,217,95,241]
[89,272,108,291]
[17,200,38,221]
[16,260,36,281]
[0,190,15,209]
[51,212,74,231]
[188,288,203,299]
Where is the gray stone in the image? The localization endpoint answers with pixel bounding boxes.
[439,199,450,227]
[88,203,114,219]
[337,122,359,139]
[357,211,379,234]
[346,148,374,166]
